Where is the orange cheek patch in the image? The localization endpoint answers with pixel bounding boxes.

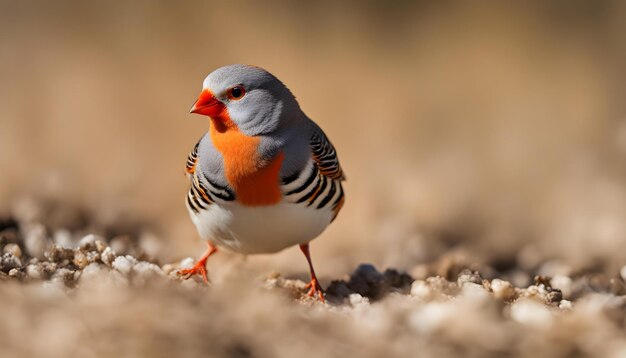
[210,113,284,206]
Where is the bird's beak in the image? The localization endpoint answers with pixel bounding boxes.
[190,89,225,117]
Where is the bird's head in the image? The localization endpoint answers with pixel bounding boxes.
[190,64,300,135]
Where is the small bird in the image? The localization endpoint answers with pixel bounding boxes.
[178,64,345,302]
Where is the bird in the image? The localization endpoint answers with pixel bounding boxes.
[178,64,345,302]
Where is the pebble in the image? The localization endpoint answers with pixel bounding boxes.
[112,255,138,275]
[100,247,116,267]
[559,300,573,310]
[349,293,370,306]
[26,264,45,279]
[491,279,516,301]
[551,275,572,299]
[457,269,482,286]
[73,250,89,269]
[78,234,102,251]
[3,243,22,258]
[179,257,195,269]
[410,280,431,299]
[46,245,74,263]
[0,253,22,272]
[133,261,163,277]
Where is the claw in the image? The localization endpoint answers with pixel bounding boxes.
[304,277,325,302]
[177,261,209,283]
[177,242,217,284]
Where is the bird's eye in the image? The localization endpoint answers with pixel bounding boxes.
[227,86,246,100]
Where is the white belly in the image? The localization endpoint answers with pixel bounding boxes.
[188,200,333,254]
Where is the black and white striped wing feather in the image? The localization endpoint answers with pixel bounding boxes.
[282,128,345,221]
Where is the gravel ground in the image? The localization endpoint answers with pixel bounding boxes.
[1,199,626,358]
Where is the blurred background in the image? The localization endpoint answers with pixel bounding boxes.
[1,0,626,280]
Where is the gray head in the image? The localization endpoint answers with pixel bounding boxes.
[190,64,302,135]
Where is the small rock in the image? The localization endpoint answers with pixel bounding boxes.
[112,255,137,275]
[51,268,77,287]
[349,293,369,306]
[410,280,431,299]
[26,264,44,279]
[73,250,89,269]
[545,290,563,304]
[551,275,572,298]
[46,245,75,263]
[78,234,101,251]
[179,257,195,269]
[457,269,482,286]
[0,253,22,272]
[134,261,163,277]
[325,280,352,303]
[100,247,116,267]
[491,279,516,301]
[559,300,573,310]
[94,240,107,253]
[3,243,22,258]
[8,268,24,278]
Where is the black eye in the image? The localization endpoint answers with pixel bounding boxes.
[227,85,245,100]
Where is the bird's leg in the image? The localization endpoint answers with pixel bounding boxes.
[177,241,218,284]
[299,243,325,303]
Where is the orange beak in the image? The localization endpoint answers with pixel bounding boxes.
[190,89,226,117]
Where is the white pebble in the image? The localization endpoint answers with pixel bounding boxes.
[510,299,552,327]
[112,255,137,275]
[3,243,22,258]
[551,275,572,298]
[491,279,516,300]
[134,261,163,277]
[26,264,44,279]
[78,234,102,249]
[179,257,195,269]
[461,282,489,301]
[100,247,116,267]
[410,280,432,300]
[349,293,369,306]
[559,300,573,310]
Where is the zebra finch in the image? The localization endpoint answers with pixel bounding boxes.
[179,64,346,302]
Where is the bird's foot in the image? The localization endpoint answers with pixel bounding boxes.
[304,277,325,303]
[177,260,209,284]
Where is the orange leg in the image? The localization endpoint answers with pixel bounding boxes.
[299,243,325,303]
[177,242,218,284]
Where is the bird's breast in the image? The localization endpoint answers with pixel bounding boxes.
[210,124,284,206]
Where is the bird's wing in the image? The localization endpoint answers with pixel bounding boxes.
[185,141,200,177]
[309,125,346,182]
[281,124,345,221]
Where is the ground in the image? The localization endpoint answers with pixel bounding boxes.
[1,198,626,358]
